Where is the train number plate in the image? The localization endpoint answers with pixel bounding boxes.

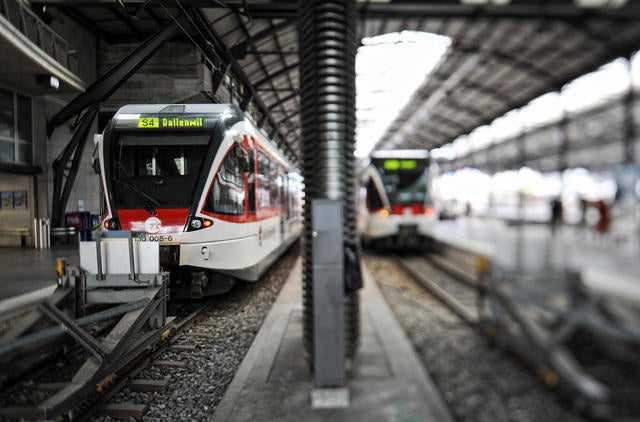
[398,224,417,238]
[135,234,174,242]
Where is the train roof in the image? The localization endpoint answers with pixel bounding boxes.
[115,103,241,116]
[370,150,430,159]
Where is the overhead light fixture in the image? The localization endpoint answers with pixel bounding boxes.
[574,0,627,7]
[36,74,60,89]
[460,0,511,5]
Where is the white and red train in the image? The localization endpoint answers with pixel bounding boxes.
[96,104,303,298]
[358,150,437,249]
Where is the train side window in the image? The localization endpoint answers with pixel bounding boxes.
[365,178,383,211]
[269,164,279,207]
[257,150,270,208]
[204,144,245,215]
[281,172,289,220]
[247,147,256,214]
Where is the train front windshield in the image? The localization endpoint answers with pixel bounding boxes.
[373,158,429,205]
[109,133,211,209]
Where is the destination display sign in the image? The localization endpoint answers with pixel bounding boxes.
[138,116,204,128]
[383,159,418,170]
[114,113,218,130]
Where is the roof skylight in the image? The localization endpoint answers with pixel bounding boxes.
[355,31,451,157]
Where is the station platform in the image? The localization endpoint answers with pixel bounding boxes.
[0,244,78,301]
[213,259,454,422]
[432,217,640,279]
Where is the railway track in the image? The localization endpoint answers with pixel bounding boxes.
[81,299,215,420]
[366,251,588,422]
[0,242,300,420]
[385,247,640,420]
[0,297,212,420]
[393,254,479,326]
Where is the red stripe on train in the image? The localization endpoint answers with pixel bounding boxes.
[390,204,424,215]
[117,208,190,233]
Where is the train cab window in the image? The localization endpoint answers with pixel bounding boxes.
[204,144,245,215]
[365,179,383,211]
[112,134,209,208]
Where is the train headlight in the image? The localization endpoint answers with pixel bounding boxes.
[424,207,434,217]
[104,218,120,230]
[379,209,390,218]
[187,217,214,231]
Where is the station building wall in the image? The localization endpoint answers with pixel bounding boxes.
[99,40,209,109]
[0,10,96,245]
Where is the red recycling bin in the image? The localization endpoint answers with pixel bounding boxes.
[65,211,91,241]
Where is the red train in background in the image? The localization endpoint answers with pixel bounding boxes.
[358,150,437,249]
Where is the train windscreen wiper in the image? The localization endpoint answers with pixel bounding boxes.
[115,163,159,216]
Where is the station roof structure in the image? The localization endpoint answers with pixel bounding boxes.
[30,0,640,166]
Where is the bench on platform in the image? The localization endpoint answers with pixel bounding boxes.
[0,228,30,247]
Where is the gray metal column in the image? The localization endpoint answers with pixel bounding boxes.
[298,0,360,384]
[311,200,344,387]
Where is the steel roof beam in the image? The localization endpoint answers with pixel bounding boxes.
[429,111,468,132]
[65,7,112,42]
[457,80,515,106]
[253,62,299,89]
[47,16,183,134]
[143,5,165,27]
[35,1,640,20]
[268,19,299,108]
[356,3,640,20]
[229,19,295,59]
[438,34,640,150]
[182,8,298,162]
[108,5,143,36]
[418,124,454,144]
[230,12,296,141]
[455,46,555,82]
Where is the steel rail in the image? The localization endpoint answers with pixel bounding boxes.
[78,298,216,420]
[393,254,479,326]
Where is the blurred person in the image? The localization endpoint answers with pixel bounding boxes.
[550,197,563,232]
[595,199,611,238]
[580,197,589,227]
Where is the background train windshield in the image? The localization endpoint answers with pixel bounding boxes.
[110,133,210,209]
[373,158,429,205]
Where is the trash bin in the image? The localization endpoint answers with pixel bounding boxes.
[65,211,90,241]
[33,217,51,249]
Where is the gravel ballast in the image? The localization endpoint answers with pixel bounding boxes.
[93,241,300,421]
[365,252,586,422]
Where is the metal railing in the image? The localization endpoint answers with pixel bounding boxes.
[0,0,78,75]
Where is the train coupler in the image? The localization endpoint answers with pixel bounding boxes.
[190,271,208,299]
